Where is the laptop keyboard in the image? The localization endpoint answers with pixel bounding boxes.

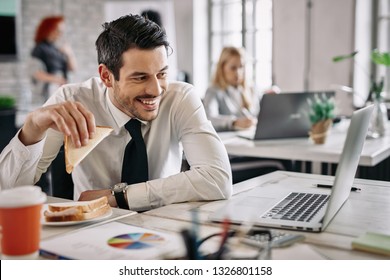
[261,192,329,222]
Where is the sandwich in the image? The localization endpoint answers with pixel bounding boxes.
[65,125,113,174]
[44,196,111,222]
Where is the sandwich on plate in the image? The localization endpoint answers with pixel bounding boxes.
[64,126,113,174]
[44,196,111,222]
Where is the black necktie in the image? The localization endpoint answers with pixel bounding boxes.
[121,119,149,184]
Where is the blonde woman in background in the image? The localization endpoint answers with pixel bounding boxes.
[204,46,288,183]
[203,46,259,131]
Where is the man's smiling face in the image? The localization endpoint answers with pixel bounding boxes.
[107,46,169,121]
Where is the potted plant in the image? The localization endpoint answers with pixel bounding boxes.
[333,50,390,138]
[333,49,390,102]
[307,94,335,144]
[0,95,15,109]
[0,95,17,152]
[368,50,390,100]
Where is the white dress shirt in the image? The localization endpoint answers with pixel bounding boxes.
[0,77,232,211]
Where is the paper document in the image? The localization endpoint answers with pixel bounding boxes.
[40,221,185,259]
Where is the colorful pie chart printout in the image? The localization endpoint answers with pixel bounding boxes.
[107,232,165,250]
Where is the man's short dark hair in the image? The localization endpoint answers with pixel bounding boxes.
[95,14,170,81]
[141,10,163,27]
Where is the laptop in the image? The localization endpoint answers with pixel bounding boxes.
[244,91,335,140]
[210,105,374,232]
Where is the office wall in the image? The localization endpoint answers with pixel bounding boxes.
[0,0,105,102]
[0,0,193,104]
[0,0,357,107]
[273,0,355,92]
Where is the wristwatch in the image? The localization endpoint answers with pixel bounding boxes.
[110,183,129,210]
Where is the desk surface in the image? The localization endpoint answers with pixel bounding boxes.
[38,171,390,260]
[144,171,390,260]
[220,119,390,166]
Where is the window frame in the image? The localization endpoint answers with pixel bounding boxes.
[208,0,273,91]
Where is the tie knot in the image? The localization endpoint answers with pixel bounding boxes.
[125,119,142,138]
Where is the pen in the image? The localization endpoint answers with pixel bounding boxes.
[181,229,196,260]
[190,209,200,260]
[316,184,361,192]
[214,218,231,260]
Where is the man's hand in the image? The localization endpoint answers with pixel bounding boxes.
[79,189,117,207]
[19,101,96,147]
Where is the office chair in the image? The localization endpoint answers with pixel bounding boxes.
[0,108,17,153]
[230,156,290,184]
[50,145,74,199]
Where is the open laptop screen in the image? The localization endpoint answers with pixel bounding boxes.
[254,91,335,140]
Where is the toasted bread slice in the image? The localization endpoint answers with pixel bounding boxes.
[65,126,113,173]
[44,204,111,222]
[44,207,84,222]
[44,199,111,222]
[48,196,108,213]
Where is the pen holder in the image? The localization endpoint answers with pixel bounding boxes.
[184,229,273,260]
[181,229,238,260]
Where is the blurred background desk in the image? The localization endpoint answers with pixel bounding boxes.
[219,119,390,180]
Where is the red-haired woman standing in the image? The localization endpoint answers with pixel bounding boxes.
[30,16,77,101]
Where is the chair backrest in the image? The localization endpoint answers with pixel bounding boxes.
[51,145,74,199]
[0,108,17,153]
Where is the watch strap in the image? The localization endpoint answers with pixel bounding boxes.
[114,191,129,210]
[113,184,129,210]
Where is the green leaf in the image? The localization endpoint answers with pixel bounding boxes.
[307,94,335,124]
[370,77,385,100]
[332,51,358,62]
[371,49,390,66]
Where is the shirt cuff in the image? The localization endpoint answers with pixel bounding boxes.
[229,117,237,130]
[126,182,150,211]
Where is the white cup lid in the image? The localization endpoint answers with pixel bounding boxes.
[0,186,47,208]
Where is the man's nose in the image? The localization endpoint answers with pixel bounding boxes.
[145,76,162,96]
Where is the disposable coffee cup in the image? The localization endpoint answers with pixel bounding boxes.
[0,186,46,259]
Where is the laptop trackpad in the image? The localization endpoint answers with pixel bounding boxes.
[237,196,277,208]
[215,196,278,223]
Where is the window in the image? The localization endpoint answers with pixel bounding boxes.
[376,0,390,98]
[209,0,273,91]
[0,0,18,61]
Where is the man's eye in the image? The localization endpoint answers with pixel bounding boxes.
[158,72,167,79]
[133,76,147,81]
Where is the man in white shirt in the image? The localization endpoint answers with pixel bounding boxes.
[0,14,232,211]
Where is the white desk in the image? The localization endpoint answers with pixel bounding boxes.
[36,171,390,259]
[143,171,390,260]
[220,119,390,174]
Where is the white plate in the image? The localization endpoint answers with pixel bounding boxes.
[41,204,113,226]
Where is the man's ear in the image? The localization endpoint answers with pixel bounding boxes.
[98,64,113,87]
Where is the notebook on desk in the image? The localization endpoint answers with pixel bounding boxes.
[210,105,374,232]
[243,91,335,140]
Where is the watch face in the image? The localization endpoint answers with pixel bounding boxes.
[113,183,127,193]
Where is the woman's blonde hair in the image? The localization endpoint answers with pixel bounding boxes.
[212,46,251,109]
